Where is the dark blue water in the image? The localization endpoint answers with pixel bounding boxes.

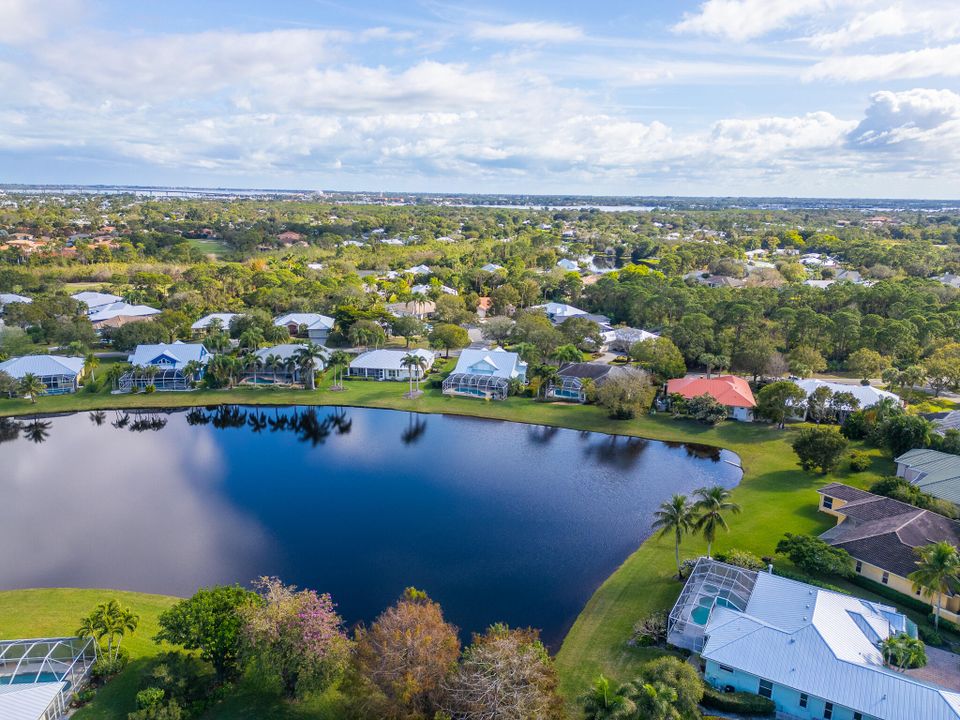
[0,406,740,646]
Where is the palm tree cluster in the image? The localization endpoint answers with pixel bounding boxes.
[401,352,430,398]
[908,540,960,629]
[879,633,927,671]
[76,599,140,663]
[651,486,741,578]
[185,406,352,445]
[18,373,47,403]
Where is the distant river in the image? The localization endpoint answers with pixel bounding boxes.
[0,406,740,646]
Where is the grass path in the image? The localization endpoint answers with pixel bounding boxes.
[0,381,895,716]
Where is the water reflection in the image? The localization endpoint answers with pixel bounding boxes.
[400,414,428,445]
[580,435,649,470]
[0,417,21,444]
[22,418,51,444]
[526,425,559,445]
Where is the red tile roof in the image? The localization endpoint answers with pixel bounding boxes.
[666,374,756,408]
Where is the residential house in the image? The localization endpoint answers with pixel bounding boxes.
[533,302,585,323]
[71,291,123,314]
[790,379,901,420]
[241,343,325,385]
[190,312,238,333]
[0,292,31,311]
[476,297,493,318]
[348,348,434,381]
[926,410,960,436]
[895,449,960,505]
[602,327,659,353]
[935,273,960,290]
[273,313,335,344]
[405,264,432,276]
[0,355,85,395]
[556,258,579,272]
[88,302,161,329]
[668,558,960,720]
[277,230,304,245]
[666,375,756,421]
[442,347,527,400]
[387,300,436,319]
[481,263,503,273]
[817,482,960,624]
[546,363,645,403]
[120,342,210,391]
[411,283,457,296]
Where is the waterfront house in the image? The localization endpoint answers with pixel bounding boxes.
[895,449,960,505]
[240,343,325,385]
[668,558,960,720]
[190,312,238,333]
[817,482,960,624]
[442,347,527,400]
[546,363,644,403]
[348,348,434,381]
[666,375,756,421]
[120,342,210,391]
[0,355,85,395]
[273,313,335,344]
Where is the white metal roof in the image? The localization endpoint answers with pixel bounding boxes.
[128,342,209,370]
[253,343,327,362]
[88,302,160,322]
[0,682,66,720]
[793,379,900,409]
[0,293,31,305]
[273,313,334,331]
[451,347,526,380]
[702,570,960,720]
[0,354,84,379]
[411,284,457,296]
[190,312,238,330]
[532,302,587,319]
[71,290,122,310]
[349,348,434,371]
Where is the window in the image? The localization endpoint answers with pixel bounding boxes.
[854,713,863,720]
[881,572,889,585]
[718,664,733,673]
[799,693,808,709]
[855,560,862,573]
[824,702,834,719]
[758,680,773,699]
[822,496,834,509]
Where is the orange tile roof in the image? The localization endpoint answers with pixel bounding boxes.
[666,374,756,408]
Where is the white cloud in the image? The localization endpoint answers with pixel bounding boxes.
[470,21,583,43]
[673,0,832,41]
[847,88,960,157]
[806,3,960,49]
[0,0,82,44]
[805,44,960,82]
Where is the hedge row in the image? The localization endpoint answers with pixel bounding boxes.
[849,575,932,615]
[702,686,776,716]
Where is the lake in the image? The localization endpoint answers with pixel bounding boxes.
[0,406,741,646]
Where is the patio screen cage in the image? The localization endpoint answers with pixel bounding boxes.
[547,376,584,401]
[666,558,759,652]
[442,373,510,400]
[0,636,96,718]
[117,369,192,392]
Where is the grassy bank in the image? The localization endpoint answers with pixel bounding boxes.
[0,380,896,716]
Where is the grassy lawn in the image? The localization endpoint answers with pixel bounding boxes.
[0,380,901,716]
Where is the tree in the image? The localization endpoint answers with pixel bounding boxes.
[19,373,46,403]
[697,353,729,378]
[154,585,259,682]
[480,316,514,345]
[732,333,775,382]
[238,327,264,352]
[443,624,563,720]
[595,371,653,419]
[788,346,827,378]
[390,315,425,348]
[848,348,889,382]
[0,370,17,398]
[908,541,960,630]
[805,385,834,424]
[791,426,849,473]
[351,588,460,719]
[293,343,326,391]
[77,599,140,664]
[400,352,428,398]
[880,633,927,671]
[830,391,859,423]
[84,353,101,382]
[684,393,727,425]
[434,295,473,325]
[559,316,602,350]
[755,381,806,428]
[776,533,855,577]
[640,656,704,720]
[617,681,679,720]
[550,344,582,365]
[240,577,351,699]
[924,343,960,396]
[879,414,932,457]
[349,319,386,350]
[327,349,352,390]
[652,494,697,579]
[428,323,469,358]
[630,337,686,380]
[692,485,741,558]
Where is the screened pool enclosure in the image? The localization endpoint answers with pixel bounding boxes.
[0,636,96,720]
[442,373,510,400]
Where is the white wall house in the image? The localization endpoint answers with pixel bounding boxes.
[273,313,335,344]
[347,348,435,381]
[442,347,527,400]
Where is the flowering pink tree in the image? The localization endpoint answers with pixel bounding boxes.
[241,576,351,698]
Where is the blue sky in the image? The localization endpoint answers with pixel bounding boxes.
[1,0,959,197]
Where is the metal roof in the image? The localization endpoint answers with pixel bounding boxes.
[71,290,122,309]
[700,566,960,720]
[127,342,209,370]
[0,355,84,379]
[451,347,526,380]
[0,293,31,305]
[253,343,327,362]
[0,682,66,720]
[349,348,433,371]
[895,449,960,504]
[273,313,334,331]
[794,379,901,409]
[88,302,160,322]
[190,312,238,330]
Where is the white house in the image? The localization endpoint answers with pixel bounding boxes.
[790,379,901,419]
[243,343,327,385]
[411,283,458,296]
[88,302,161,328]
[121,342,210,391]
[532,302,588,324]
[442,347,527,400]
[0,292,31,310]
[405,264,432,276]
[274,313,335,344]
[481,263,504,273]
[71,291,123,314]
[0,355,85,394]
[669,558,960,720]
[602,327,660,353]
[191,312,238,332]
[556,259,579,272]
[348,348,435,381]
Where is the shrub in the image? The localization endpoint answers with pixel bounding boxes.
[849,575,932,614]
[919,627,944,647]
[136,687,165,710]
[791,426,849,474]
[773,567,850,594]
[71,689,96,707]
[715,548,766,571]
[841,410,870,440]
[848,450,871,472]
[679,558,698,579]
[775,533,855,578]
[128,700,183,720]
[929,613,960,635]
[631,610,667,646]
[144,384,156,394]
[91,648,130,680]
[702,686,775,716]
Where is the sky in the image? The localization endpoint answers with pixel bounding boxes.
[1,0,959,198]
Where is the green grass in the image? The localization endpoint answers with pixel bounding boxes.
[0,381,898,716]
[186,238,228,256]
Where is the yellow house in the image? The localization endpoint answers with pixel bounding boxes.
[817,482,960,624]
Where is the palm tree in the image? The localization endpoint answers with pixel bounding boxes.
[19,373,46,404]
[908,541,960,629]
[692,485,741,558]
[401,353,418,397]
[412,353,430,393]
[89,410,106,426]
[76,599,140,663]
[551,343,583,366]
[880,633,927,672]
[239,327,264,352]
[245,354,263,385]
[263,353,281,383]
[84,353,100,382]
[328,350,352,390]
[182,359,204,386]
[293,343,326,390]
[142,364,159,389]
[652,494,697,579]
[579,674,628,720]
